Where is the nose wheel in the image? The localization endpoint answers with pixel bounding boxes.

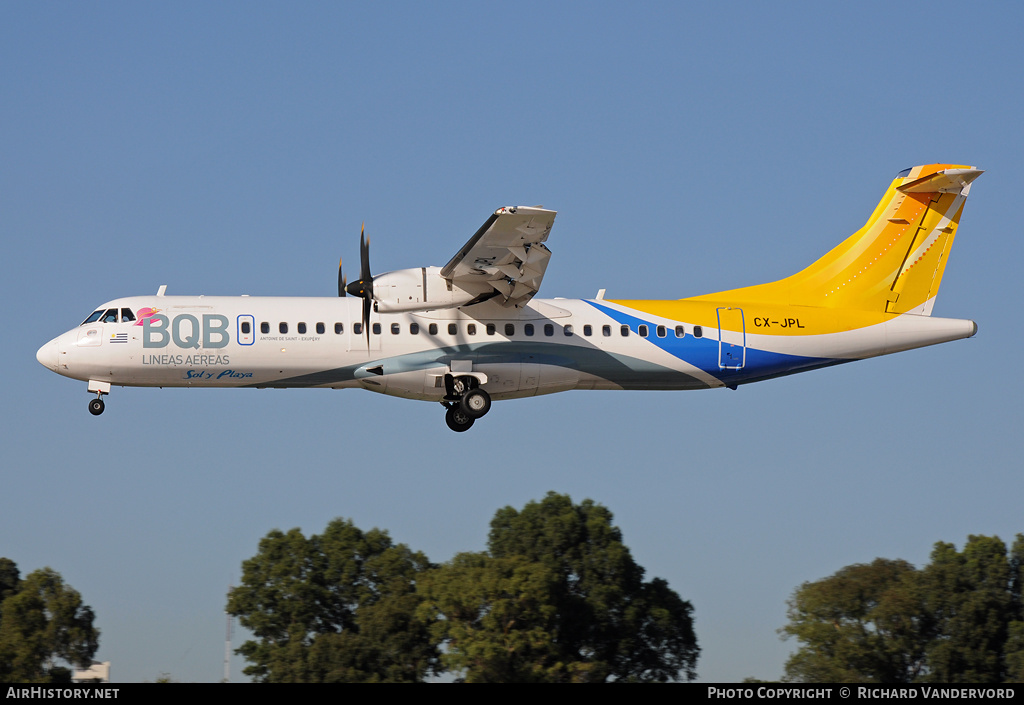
[86,381,110,416]
[88,396,105,416]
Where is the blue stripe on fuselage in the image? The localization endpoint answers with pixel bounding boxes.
[584,300,840,385]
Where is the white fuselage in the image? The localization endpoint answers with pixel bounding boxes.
[37,294,976,405]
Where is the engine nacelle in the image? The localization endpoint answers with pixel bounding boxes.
[373,266,491,313]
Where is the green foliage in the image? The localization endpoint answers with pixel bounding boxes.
[227,519,437,683]
[781,558,926,682]
[418,553,564,682]
[1001,535,1024,683]
[782,534,1024,684]
[920,536,1011,682]
[419,492,699,682]
[0,562,99,684]
[231,494,699,683]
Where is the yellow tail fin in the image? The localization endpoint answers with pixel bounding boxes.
[698,164,982,315]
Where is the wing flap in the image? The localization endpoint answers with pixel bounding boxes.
[441,206,557,308]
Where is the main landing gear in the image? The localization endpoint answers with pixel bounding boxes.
[442,375,491,432]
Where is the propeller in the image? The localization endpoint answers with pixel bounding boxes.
[343,224,374,346]
[337,257,347,297]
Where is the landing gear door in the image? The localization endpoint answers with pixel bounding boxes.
[717,307,745,370]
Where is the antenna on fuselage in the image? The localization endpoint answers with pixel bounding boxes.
[156,285,167,296]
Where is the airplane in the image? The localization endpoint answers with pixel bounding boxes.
[37,164,981,432]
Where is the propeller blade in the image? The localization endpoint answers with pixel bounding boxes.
[359,224,373,299]
[362,294,372,348]
[345,223,374,301]
[338,258,347,297]
[340,222,373,350]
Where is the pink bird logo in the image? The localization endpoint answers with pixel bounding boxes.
[134,307,161,326]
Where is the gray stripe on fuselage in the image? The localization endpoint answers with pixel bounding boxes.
[246,341,712,390]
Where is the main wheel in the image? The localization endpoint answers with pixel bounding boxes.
[88,398,105,416]
[445,406,475,432]
[460,388,491,419]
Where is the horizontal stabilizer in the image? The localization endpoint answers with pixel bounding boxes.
[898,168,983,195]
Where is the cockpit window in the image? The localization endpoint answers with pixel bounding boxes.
[121,308,136,322]
[82,310,104,325]
[101,309,119,323]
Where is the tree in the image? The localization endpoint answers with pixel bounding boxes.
[227,519,437,682]
[0,561,100,684]
[1008,535,1024,682]
[781,558,927,682]
[781,534,1024,683]
[419,492,699,682]
[919,535,1012,683]
[416,552,565,682]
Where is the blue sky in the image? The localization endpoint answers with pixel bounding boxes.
[3,1,1022,682]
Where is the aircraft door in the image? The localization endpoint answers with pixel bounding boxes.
[717,306,746,370]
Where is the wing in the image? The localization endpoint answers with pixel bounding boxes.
[440,206,557,308]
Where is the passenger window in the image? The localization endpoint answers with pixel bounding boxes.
[410,323,419,334]
[354,322,362,335]
[428,323,438,335]
[279,322,288,334]
[121,308,136,323]
[675,325,685,338]
[583,325,592,336]
[372,323,381,335]
[621,325,629,337]
[525,323,534,336]
[657,325,666,338]
[261,322,270,334]
[693,326,703,338]
[316,322,325,334]
[505,323,515,336]
[241,321,251,335]
[298,322,307,334]
[467,324,476,335]
[486,323,496,335]
[448,323,457,335]
[544,324,554,336]
[335,322,344,334]
[603,325,611,337]
[639,325,648,338]
[101,309,119,323]
[83,310,104,325]
[564,325,573,336]
[391,323,400,334]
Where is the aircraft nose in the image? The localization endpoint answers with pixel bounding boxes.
[36,339,59,371]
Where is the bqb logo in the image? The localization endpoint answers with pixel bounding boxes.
[143,314,230,349]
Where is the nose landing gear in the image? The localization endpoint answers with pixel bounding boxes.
[441,374,491,432]
[88,394,105,416]
[86,380,110,416]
